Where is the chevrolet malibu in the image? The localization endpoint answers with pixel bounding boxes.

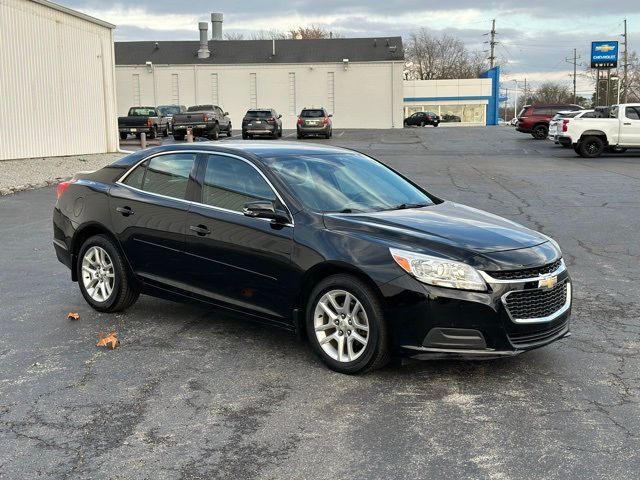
[53,143,571,374]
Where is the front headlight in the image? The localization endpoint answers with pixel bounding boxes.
[389,248,487,292]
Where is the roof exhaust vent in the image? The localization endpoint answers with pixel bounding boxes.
[197,22,210,58]
[211,13,223,40]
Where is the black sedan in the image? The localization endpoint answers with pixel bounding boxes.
[404,111,440,127]
[53,143,571,374]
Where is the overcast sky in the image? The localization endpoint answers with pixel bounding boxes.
[61,0,640,97]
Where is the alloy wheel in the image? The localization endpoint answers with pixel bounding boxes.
[313,289,369,362]
[81,246,115,302]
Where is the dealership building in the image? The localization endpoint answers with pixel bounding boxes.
[114,14,501,130]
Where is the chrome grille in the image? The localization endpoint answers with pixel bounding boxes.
[504,281,568,320]
[487,259,562,281]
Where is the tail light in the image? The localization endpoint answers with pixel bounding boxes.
[203,114,209,122]
[56,181,73,199]
[322,116,329,125]
[243,116,249,122]
[171,117,176,124]
[146,117,153,127]
[267,117,275,123]
[562,119,570,132]
[297,117,302,125]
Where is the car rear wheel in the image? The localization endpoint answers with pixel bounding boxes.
[77,235,139,313]
[306,274,389,374]
[148,126,157,139]
[532,124,548,140]
[578,136,605,158]
[420,121,426,127]
[209,124,220,141]
[162,126,169,137]
[119,132,127,140]
[173,133,185,141]
[226,123,232,137]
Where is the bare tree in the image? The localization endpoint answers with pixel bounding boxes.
[404,29,499,80]
[249,29,288,40]
[223,32,245,41]
[529,81,573,104]
[289,25,343,39]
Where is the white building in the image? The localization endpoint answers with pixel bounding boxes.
[0,0,118,161]
[114,17,405,130]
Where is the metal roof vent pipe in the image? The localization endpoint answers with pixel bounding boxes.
[197,22,210,58]
[211,13,223,40]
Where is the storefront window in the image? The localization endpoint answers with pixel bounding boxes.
[404,104,486,124]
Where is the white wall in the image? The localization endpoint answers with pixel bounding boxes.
[0,0,118,160]
[115,61,404,129]
[403,78,493,99]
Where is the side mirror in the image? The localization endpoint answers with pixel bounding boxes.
[242,201,289,223]
[224,112,229,116]
[278,114,282,119]
[328,114,333,118]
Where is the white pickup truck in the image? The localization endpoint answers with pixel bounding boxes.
[557,103,640,157]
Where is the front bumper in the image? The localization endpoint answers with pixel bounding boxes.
[380,261,572,358]
[557,135,572,146]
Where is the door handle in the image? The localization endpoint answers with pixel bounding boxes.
[623,122,631,125]
[116,206,134,216]
[189,224,211,236]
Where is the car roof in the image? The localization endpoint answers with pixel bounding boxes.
[111,142,354,168]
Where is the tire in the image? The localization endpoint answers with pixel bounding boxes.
[532,124,548,140]
[325,131,331,139]
[226,124,232,137]
[162,126,169,137]
[119,132,127,140]
[297,132,304,139]
[242,131,248,139]
[209,124,220,141]
[173,134,185,141]
[148,127,157,139]
[306,274,390,374]
[433,123,439,127]
[77,235,139,313]
[578,136,605,158]
[420,121,426,127]
[278,127,283,138]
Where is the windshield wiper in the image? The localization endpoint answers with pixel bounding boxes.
[338,208,365,213]
[384,203,431,211]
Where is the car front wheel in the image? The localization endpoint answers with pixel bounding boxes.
[77,235,139,312]
[306,274,389,374]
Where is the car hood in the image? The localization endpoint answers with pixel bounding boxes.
[323,201,550,259]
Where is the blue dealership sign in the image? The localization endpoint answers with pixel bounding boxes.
[591,41,618,68]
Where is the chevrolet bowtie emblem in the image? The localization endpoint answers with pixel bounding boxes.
[595,44,615,52]
[539,276,558,289]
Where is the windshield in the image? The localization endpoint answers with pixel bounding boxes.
[158,106,181,116]
[128,108,155,116]
[263,152,435,213]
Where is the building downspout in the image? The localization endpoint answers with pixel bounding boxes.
[391,61,395,128]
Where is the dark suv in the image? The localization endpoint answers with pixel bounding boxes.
[516,104,583,139]
[242,108,283,139]
[297,108,332,139]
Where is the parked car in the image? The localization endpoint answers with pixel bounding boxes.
[403,111,440,127]
[510,118,518,126]
[516,104,584,139]
[118,107,170,140]
[157,105,187,133]
[557,103,640,157]
[548,110,599,145]
[297,108,332,138]
[441,113,462,123]
[53,143,571,374]
[172,105,232,141]
[242,109,283,139]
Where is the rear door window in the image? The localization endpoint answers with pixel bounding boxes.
[123,153,197,200]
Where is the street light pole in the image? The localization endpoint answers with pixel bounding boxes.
[512,79,519,120]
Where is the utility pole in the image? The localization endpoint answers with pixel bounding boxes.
[622,19,628,103]
[489,19,497,68]
[566,48,581,103]
[523,78,527,104]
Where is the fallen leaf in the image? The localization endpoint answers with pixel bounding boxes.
[67,312,80,321]
[96,331,120,350]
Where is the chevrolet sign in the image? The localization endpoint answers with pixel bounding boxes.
[591,41,618,68]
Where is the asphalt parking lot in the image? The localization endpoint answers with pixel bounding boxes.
[1,127,639,479]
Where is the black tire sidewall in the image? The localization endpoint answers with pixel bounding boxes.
[579,136,604,157]
[77,235,126,312]
[533,125,547,139]
[306,275,384,374]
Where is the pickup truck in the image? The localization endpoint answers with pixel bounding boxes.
[171,105,232,141]
[118,107,170,140]
[557,103,640,157]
